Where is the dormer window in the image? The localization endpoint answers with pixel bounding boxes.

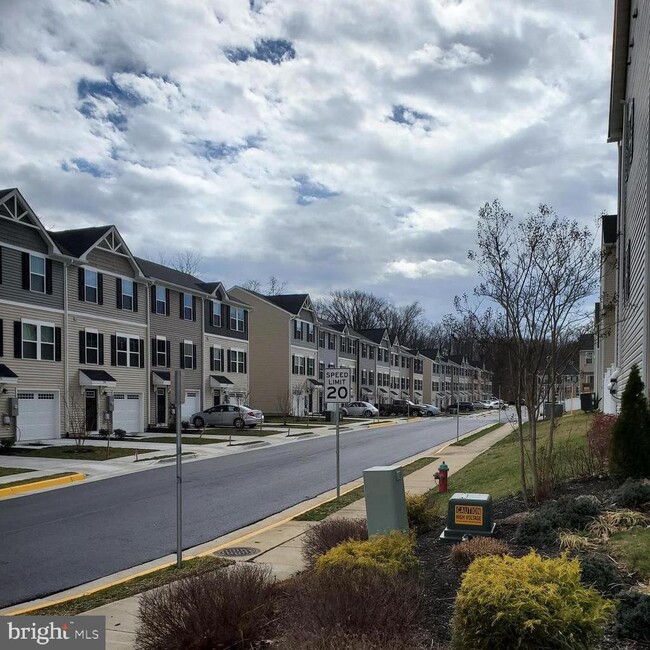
[183,293,193,320]
[155,286,166,314]
[85,270,98,303]
[30,255,46,293]
[121,279,134,311]
[212,300,222,327]
[230,307,245,332]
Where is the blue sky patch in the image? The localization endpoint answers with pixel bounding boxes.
[77,77,145,107]
[62,158,110,178]
[225,39,296,65]
[293,175,340,206]
[389,104,437,131]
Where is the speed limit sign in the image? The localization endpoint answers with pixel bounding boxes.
[324,368,351,403]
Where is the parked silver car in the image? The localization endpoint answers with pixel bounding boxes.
[191,404,264,429]
[340,401,379,417]
[422,403,441,416]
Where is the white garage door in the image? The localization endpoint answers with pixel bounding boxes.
[181,391,200,421]
[17,391,59,442]
[113,393,142,433]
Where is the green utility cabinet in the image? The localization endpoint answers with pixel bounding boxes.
[439,492,496,542]
[363,465,409,536]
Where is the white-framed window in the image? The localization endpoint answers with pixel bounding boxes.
[156,337,167,367]
[183,340,194,369]
[319,361,325,380]
[212,345,223,372]
[230,349,246,373]
[362,369,368,384]
[155,286,166,314]
[328,333,335,350]
[230,307,245,332]
[293,320,303,340]
[307,358,315,376]
[319,331,325,348]
[86,329,99,365]
[22,320,55,360]
[84,269,98,303]
[122,279,134,311]
[117,334,140,367]
[369,346,375,360]
[369,370,375,385]
[585,352,593,365]
[306,323,315,343]
[30,255,46,293]
[292,355,306,375]
[212,300,222,327]
[183,294,193,320]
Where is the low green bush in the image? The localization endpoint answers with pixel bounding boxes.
[405,494,430,531]
[614,591,650,641]
[451,551,613,650]
[315,531,418,577]
[113,428,127,440]
[513,514,557,546]
[579,553,625,596]
[0,437,15,450]
[615,478,650,508]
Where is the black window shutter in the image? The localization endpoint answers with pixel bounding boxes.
[243,352,247,374]
[97,273,104,305]
[192,296,197,321]
[0,319,3,356]
[79,330,86,364]
[150,285,156,313]
[244,310,248,333]
[139,340,145,368]
[228,349,233,372]
[165,289,170,316]
[98,334,104,365]
[209,304,214,327]
[225,305,231,329]
[221,303,227,328]
[133,283,139,312]
[180,342,185,369]
[110,335,116,366]
[192,344,197,369]
[46,259,53,294]
[179,292,185,319]
[220,348,224,370]
[14,321,22,358]
[151,338,157,367]
[166,341,170,367]
[0,247,3,284]
[22,253,30,290]
[116,278,123,309]
[55,327,61,361]
[78,267,85,301]
[210,347,215,371]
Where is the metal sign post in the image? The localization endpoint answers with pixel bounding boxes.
[456,403,460,443]
[324,367,351,499]
[174,369,183,569]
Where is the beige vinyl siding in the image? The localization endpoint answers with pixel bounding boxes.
[149,291,203,425]
[203,333,249,408]
[0,246,65,309]
[67,315,147,433]
[617,1,649,393]
[422,356,433,404]
[229,288,290,414]
[0,303,65,438]
[87,248,136,276]
[67,266,147,325]
[0,219,48,252]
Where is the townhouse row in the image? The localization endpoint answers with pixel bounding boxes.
[0,188,493,442]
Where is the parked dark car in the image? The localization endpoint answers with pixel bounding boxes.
[446,402,475,413]
[378,399,425,416]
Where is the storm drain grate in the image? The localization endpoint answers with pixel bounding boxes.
[214,546,259,557]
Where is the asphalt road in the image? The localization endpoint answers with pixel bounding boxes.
[0,413,501,607]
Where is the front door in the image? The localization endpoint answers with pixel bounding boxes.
[85,389,98,432]
[156,388,166,424]
[213,390,221,407]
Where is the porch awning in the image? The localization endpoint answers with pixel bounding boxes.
[415,391,422,396]
[210,375,234,387]
[361,386,372,393]
[79,369,116,387]
[0,364,18,385]
[379,388,388,394]
[308,378,323,387]
[152,370,171,386]
[390,390,399,396]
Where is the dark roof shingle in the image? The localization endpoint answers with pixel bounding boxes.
[49,226,112,257]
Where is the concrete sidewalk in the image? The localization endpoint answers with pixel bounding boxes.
[3,419,514,649]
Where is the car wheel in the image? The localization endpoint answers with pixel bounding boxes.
[234,418,245,430]
[363,410,372,417]
[193,417,205,428]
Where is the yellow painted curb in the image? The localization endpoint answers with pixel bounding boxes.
[0,473,85,498]
[367,420,397,428]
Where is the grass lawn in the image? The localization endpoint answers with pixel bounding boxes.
[29,556,230,617]
[205,428,285,436]
[0,472,77,490]
[0,467,33,478]
[142,436,229,445]
[294,456,438,522]
[609,528,650,580]
[426,411,595,515]
[3,446,156,461]
[134,452,194,463]
[451,422,504,446]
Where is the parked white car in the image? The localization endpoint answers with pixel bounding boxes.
[422,404,441,416]
[191,404,264,429]
[487,399,506,409]
[340,401,379,417]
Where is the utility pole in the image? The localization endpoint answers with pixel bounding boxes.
[498,384,502,424]
[175,369,183,569]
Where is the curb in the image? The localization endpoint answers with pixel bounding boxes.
[366,420,398,428]
[0,473,85,498]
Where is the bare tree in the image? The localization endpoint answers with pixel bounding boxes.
[461,200,598,502]
[275,389,293,425]
[63,393,89,450]
[316,290,389,330]
[159,251,203,276]
[242,276,288,295]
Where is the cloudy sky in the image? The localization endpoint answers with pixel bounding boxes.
[0,0,616,321]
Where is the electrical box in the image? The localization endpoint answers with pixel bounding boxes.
[439,493,496,542]
[9,398,19,417]
[106,395,114,412]
[363,465,409,536]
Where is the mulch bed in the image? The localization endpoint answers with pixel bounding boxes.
[416,477,650,649]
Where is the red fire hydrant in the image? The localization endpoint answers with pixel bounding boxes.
[434,461,449,493]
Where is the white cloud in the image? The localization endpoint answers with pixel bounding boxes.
[388,258,472,280]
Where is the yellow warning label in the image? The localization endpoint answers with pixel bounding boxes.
[454,504,483,526]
